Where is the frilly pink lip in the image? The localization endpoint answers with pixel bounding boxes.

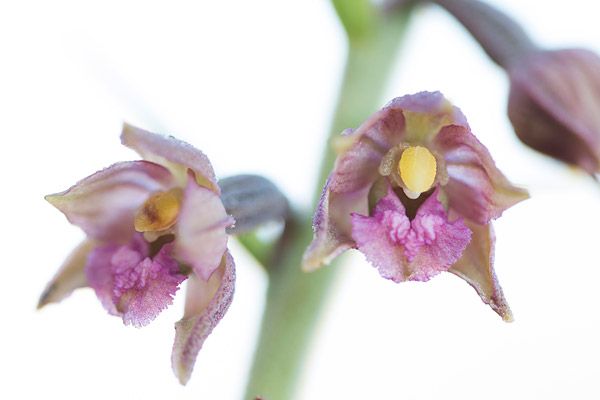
[350,184,471,283]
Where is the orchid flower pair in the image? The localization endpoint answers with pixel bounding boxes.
[41,92,527,386]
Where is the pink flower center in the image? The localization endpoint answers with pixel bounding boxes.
[381,209,444,262]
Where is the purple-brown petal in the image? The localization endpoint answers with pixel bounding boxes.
[121,123,220,194]
[172,250,235,385]
[386,91,469,142]
[432,124,529,224]
[448,219,513,322]
[302,176,369,272]
[176,171,234,281]
[45,161,176,243]
[329,107,406,194]
[507,49,600,174]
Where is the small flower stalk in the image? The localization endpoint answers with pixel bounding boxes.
[39,124,287,384]
[303,91,528,321]
[414,0,600,175]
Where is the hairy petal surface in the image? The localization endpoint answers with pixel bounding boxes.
[45,161,175,243]
[432,125,529,224]
[38,239,98,308]
[121,123,220,194]
[350,184,408,282]
[176,171,234,281]
[351,184,471,283]
[86,234,150,316]
[113,243,187,328]
[172,251,235,385]
[448,220,513,322]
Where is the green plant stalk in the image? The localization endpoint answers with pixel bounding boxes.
[243,7,413,400]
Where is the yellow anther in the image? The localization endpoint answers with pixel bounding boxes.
[134,191,180,232]
[398,146,437,198]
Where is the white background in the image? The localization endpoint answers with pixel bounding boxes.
[1,0,600,399]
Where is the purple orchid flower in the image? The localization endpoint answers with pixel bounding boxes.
[39,124,235,385]
[303,91,529,321]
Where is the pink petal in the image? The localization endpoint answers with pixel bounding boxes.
[45,161,176,243]
[176,171,234,281]
[38,239,98,309]
[86,243,124,316]
[172,250,235,385]
[351,184,471,283]
[121,123,220,194]
[448,220,513,322]
[350,186,408,282]
[407,191,472,281]
[329,106,406,194]
[302,177,369,272]
[432,124,529,225]
[86,234,150,316]
[113,243,187,328]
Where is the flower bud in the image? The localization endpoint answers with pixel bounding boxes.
[417,0,600,174]
[507,49,600,174]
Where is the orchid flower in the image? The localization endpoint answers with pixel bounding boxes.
[303,91,529,321]
[39,124,235,385]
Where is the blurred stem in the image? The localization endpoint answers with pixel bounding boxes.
[243,4,414,400]
[236,233,274,267]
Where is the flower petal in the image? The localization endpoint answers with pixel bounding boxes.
[350,185,408,282]
[329,106,406,194]
[86,234,150,316]
[302,176,369,272]
[386,91,469,142]
[448,220,513,322]
[113,243,187,328]
[121,123,220,194]
[351,184,471,283]
[407,191,472,281]
[38,239,97,309]
[45,161,176,243]
[86,243,122,316]
[176,171,234,281]
[172,250,235,385]
[432,124,529,224]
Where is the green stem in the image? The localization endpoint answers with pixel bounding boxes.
[243,6,413,400]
